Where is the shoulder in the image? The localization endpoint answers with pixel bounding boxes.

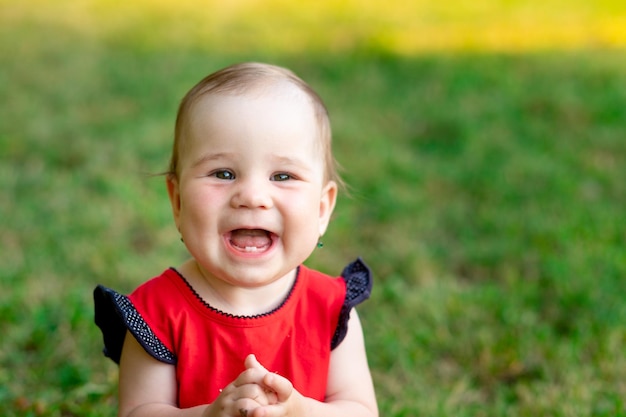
[129,268,181,297]
[298,258,373,349]
[299,258,372,303]
[302,257,371,286]
[93,269,183,365]
[296,263,345,312]
[118,269,193,329]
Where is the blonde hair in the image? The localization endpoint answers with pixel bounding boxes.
[168,62,342,186]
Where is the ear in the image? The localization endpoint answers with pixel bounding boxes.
[166,174,182,231]
[318,180,338,236]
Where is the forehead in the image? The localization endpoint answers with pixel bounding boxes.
[183,88,323,161]
[193,80,315,114]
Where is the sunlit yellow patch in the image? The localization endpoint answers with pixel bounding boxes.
[2,0,625,53]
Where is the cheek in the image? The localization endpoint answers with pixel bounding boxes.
[179,187,221,217]
[284,196,323,229]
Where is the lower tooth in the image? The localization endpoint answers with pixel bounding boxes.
[245,246,257,253]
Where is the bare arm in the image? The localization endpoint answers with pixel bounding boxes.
[117,331,201,417]
[118,331,272,417]
[323,309,378,416]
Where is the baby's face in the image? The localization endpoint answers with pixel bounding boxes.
[168,88,337,288]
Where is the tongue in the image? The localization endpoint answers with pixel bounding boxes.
[230,229,271,250]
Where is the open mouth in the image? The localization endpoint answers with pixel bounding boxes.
[227,229,274,253]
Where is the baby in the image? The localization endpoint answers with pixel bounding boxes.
[94,62,377,417]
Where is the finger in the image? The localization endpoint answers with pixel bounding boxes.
[232,396,268,417]
[233,366,267,387]
[249,403,286,417]
[232,383,273,406]
[262,372,293,403]
[248,407,266,417]
[263,389,278,405]
[244,354,268,372]
[242,355,278,404]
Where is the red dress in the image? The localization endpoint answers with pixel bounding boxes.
[94,259,371,408]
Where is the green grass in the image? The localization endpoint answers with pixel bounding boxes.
[1,1,626,416]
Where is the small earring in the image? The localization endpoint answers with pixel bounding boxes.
[317,239,324,248]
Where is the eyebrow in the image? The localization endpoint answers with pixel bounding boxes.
[271,155,319,175]
[190,152,234,168]
[190,152,317,173]
[272,155,310,167]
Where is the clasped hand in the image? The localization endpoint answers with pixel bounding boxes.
[203,354,299,417]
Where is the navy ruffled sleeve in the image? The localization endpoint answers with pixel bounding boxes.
[93,285,176,365]
[331,258,373,350]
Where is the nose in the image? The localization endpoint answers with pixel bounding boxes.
[230,176,273,209]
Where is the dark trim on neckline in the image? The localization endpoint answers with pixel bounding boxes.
[169,266,300,320]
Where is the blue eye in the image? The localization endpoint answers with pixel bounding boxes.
[271,173,291,181]
[214,170,235,180]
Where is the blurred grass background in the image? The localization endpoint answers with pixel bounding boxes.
[1,0,626,415]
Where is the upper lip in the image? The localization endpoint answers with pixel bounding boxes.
[223,222,278,235]
[224,225,279,237]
